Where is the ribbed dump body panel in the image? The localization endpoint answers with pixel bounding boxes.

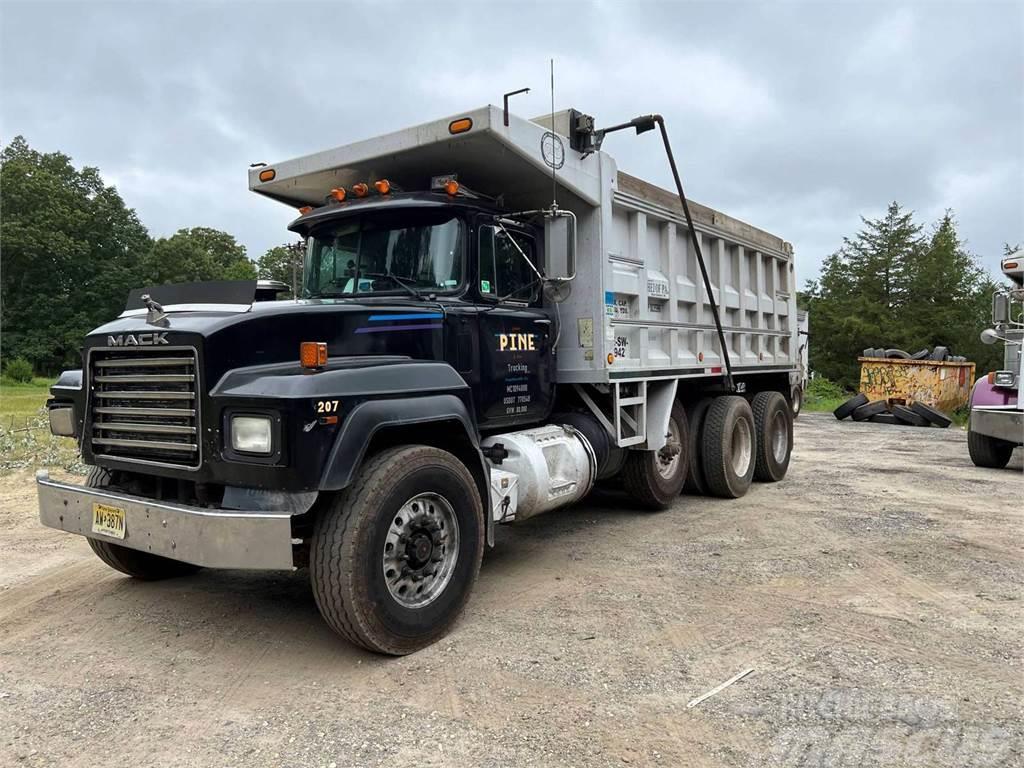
[89,348,200,468]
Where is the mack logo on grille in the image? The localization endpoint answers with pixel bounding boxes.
[107,332,169,346]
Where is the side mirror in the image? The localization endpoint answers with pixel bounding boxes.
[992,293,1010,324]
[980,328,1000,345]
[543,211,577,303]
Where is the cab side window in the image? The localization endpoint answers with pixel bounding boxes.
[478,226,539,303]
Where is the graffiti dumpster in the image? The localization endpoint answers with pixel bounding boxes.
[858,356,976,413]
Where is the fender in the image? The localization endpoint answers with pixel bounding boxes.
[319,393,494,545]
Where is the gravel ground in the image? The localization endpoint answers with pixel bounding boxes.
[1,413,1021,767]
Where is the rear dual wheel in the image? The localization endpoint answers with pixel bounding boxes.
[701,396,757,498]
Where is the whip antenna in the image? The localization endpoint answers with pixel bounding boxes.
[550,58,557,210]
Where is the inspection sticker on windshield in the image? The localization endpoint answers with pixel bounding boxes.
[92,502,126,539]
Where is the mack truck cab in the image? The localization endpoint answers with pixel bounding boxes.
[969,251,1024,468]
[38,105,800,654]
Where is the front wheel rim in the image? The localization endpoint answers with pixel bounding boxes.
[382,493,460,609]
[731,418,753,476]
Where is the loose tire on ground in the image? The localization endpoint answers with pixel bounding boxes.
[84,467,202,580]
[683,398,713,495]
[751,391,793,482]
[910,401,952,428]
[701,396,756,499]
[852,400,887,421]
[834,393,868,420]
[310,445,484,655]
[967,429,1015,469]
[891,404,929,426]
[621,401,689,510]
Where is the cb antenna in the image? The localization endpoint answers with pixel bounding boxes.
[549,58,558,211]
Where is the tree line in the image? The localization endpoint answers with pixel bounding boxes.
[800,202,1009,389]
[0,137,301,375]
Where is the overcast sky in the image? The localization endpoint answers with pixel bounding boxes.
[1,0,1021,284]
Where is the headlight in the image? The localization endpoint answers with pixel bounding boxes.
[994,371,1017,388]
[231,415,273,454]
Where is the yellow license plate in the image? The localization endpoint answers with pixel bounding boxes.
[91,502,126,539]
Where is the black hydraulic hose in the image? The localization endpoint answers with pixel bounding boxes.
[651,115,736,391]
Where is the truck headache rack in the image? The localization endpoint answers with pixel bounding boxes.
[88,348,201,468]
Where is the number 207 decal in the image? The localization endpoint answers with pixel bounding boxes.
[316,400,339,414]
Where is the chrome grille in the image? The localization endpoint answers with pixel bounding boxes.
[89,348,200,468]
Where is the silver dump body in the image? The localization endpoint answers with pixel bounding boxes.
[251,105,798,385]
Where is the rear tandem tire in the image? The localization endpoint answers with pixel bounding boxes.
[84,467,202,581]
[967,429,1015,469]
[310,445,485,655]
[683,398,713,495]
[701,396,757,499]
[751,391,793,482]
[621,401,689,510]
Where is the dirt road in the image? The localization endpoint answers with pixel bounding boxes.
[1,414,1021,767]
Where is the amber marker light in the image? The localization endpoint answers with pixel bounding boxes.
[330,187,347,202]
[374,179,391,195]
[448,118,473,134]
[298,206,313,215]
[352,183,369,197]
[300,342,328,369]
[607,353,615,365]
[444,180,460,196]
[258,168,276,182]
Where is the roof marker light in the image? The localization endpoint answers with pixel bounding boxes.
[374,179,391,195]
[330,187,347,202]
[298,206,313,215]
[258,168,276,182]
[352,183,369,197]
[448,118,473,134]
[444,180,460,196]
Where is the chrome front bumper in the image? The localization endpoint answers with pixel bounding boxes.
[970,406,1024,446]
[36,471,297,569]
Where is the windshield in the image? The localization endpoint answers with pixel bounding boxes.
[303,210,464,298]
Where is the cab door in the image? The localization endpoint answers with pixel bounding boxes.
[474,221,555,430]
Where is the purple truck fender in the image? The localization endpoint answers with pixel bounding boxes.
[970,376,1019,408]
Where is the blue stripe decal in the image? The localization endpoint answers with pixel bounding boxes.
[367,313,443,322]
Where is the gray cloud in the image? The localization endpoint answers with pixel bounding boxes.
[2,0,1020,285]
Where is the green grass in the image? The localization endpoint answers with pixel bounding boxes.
[803,396,846,414]
[0,376,84,472]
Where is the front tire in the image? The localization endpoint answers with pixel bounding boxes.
[621,401,689,509]
[310,445,484,655]
[967,429,1015,469]
[85,467,202,580]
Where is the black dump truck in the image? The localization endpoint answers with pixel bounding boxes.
[39,106,801,654]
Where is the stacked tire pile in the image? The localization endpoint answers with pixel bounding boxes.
[862,346,967,362]
[833,394,951,428]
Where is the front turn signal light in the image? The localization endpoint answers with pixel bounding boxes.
[374,179,391,195]
[330,187,347,202]
[300,341,328,369]
[352,183,369,197]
